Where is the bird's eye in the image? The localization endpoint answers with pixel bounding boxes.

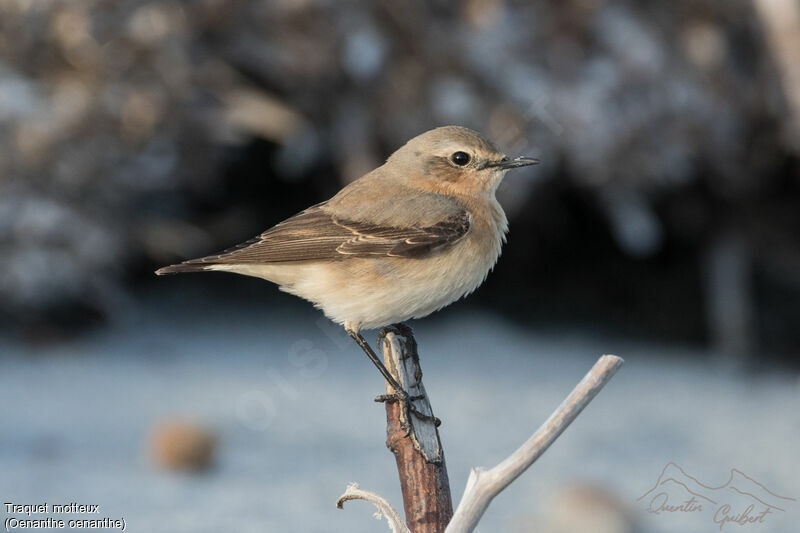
[450,151,471,166]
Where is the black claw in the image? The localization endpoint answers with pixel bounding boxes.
[377,325,405,348]
[375,392,406,404]
[391,322,415,338]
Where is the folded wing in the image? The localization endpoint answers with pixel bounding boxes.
[156,203,471,273]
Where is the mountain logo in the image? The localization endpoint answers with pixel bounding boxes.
[637,462,795,530]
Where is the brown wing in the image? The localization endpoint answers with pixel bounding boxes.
[156,204,470,273]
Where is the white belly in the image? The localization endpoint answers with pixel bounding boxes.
[210,232,501,331]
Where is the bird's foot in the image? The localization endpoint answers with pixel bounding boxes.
[348,325,439,426]
[375,390,441,427]
[389,322,415,338]
[377,323,418,361]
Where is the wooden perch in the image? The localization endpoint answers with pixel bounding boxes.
[445,354,624,533]
[337,334,623,533]
[380,328,453,533]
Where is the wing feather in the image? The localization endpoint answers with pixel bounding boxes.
[161,203,471,270]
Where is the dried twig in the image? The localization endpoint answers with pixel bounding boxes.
[445,354,624,533]
[381,328,453,532]
[336,483,410,533]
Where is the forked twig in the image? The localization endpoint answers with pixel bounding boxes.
[444,354,624,533]
[337,352,623,533]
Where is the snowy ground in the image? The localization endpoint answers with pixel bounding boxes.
[1,289,798,533]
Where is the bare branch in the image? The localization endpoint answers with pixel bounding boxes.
[336,483,411,533]
[445,354,624,533]
[381,328,453,532]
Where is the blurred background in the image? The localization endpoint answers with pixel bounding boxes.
[1,1,799,532]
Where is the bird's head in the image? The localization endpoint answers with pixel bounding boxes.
[388,125,538,198]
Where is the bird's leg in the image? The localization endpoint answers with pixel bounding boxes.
[347,327,439,426]
[347,328,408,397]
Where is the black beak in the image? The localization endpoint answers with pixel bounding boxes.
[488,156,540,169]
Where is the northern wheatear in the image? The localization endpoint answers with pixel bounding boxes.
[157,126,538,410]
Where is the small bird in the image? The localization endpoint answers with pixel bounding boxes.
[157,126,537,406]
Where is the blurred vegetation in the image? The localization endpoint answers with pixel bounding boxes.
[1,0,798,358]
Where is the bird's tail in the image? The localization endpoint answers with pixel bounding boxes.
[155,262,213,275]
